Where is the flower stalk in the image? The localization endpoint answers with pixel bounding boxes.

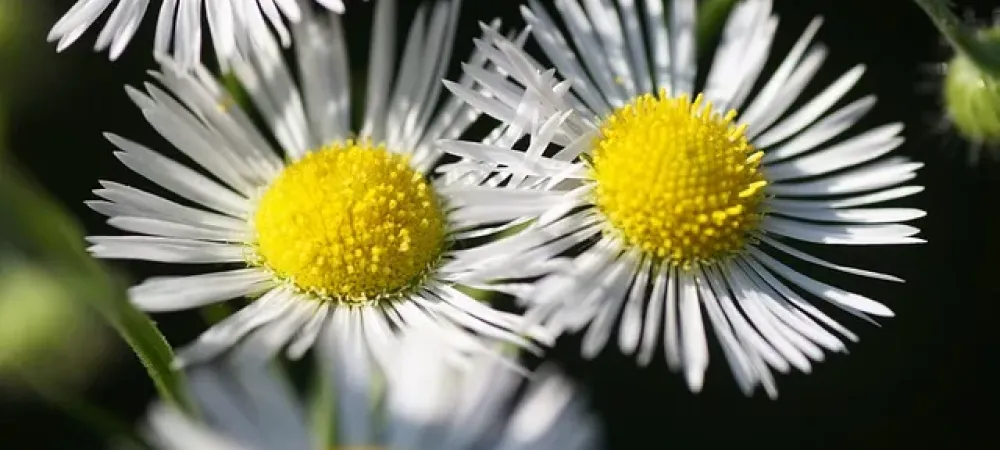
[913,0,1000,78]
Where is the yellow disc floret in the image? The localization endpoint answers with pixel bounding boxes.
[252,140,446,303]
[590,91,767,267]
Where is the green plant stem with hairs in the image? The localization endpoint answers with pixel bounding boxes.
[913,0,1000,78]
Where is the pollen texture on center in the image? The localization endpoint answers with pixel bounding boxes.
[252,141,446,302]
[590,91,767,267]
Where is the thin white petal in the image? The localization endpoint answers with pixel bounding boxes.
[129,268,272,311]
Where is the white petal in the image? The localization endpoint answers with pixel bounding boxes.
[319,308,377,446]
[145,404,247,450]
[360,0,397,139]
[175,288,294,367]
[92,181,246,230]
[107,216,241,241]
[730,261,847,354]
[743,47,826,136]
[767,158,922,197]
[702,265,789,376]
[770,206,925,224]
[636,264,667,366]
[749,248,894,317]
[694,266,760,396]
[107,133,251,217]
[757,235,903,282]
[498,367,597,449]
[293,9,350,144]
[737,256,860,341]
[228,294,318,365]
[129,268,272,311]
[552,0,628,107]
[767,186,924,210]
[662,266,681,370]
[286,302,330,360]
[762,96,876,164]
[753,65,867,147]
[762,216,923,245]
[739,16,823,134]
[87,236,245,263]
[669,0,697,96]
[618,256,652,355]
[723,268,813,373]
[522,1,610,113]
[581,252,640,359]
[763,124,904,181]
[678,270,708,392]
[385,329,456,447]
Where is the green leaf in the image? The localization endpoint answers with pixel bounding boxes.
[0,161,192,412]
[102,289,191,411]
[696,0,739,55]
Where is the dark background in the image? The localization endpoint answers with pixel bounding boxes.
[3,0,998,448]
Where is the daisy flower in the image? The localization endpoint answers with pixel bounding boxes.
[85,0,552,368]
[441,0,925,397]
[48,0,363,68]
[143,329,601,450]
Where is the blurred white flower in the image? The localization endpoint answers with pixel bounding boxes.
[144,330,601,450]
[48,0,364,68]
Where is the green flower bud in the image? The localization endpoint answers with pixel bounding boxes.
[943,27,1000,146]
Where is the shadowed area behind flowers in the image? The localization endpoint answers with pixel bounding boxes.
[1,0,997,448]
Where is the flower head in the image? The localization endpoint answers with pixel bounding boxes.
[86,0,552,369]
[939,24,1000,162]
[441,0,925,397]
[144,329,600,450]
[48,0,363,68]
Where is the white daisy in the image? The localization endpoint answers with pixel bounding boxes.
[85,0,554,369]
[48,0,363,68]
[440,0,926,397]
[144,329,601,450]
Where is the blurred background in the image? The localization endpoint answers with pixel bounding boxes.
[1,0,997,448]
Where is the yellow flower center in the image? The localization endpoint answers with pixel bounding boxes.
[251,141,446,303]
[590,91,767,268]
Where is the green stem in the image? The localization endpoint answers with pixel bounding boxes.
[0,162,194,415]
[307,362,335,450]
[913,0,1000,78]
[97,286,193,415]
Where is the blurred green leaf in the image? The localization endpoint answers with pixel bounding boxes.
[220,72,251,113]
[0,161,191,412]
[913,0,1000,79]
[308,362,335,450]
[0,0,58,110]
[199,302,236,326]
[697,0,739,54]
[0,263,102,376]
